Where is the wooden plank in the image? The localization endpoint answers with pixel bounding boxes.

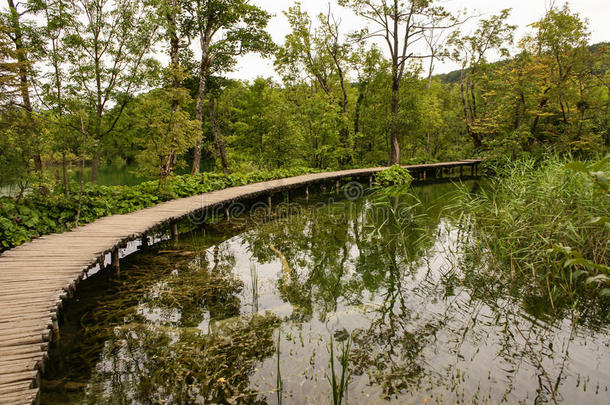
[0,370,38,386]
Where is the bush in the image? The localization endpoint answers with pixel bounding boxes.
[375,165,413,187]
[0,167,320,250]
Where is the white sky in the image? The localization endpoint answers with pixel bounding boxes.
[226,0,610,81]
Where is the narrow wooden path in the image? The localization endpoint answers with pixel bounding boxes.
[0,160,480,404]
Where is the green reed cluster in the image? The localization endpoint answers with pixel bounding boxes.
[453,155,609,309]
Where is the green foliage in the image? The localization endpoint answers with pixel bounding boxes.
[453,156,609,309]
[0,167,319,250]
[553,156,610,296]
[132,88,200,179]
[375,165,413,187]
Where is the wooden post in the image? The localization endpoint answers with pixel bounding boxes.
[305,185,309,201]
[267,194,272,215]
[423,170,426,180]
[369,175,373,187]
[171,223,178,241]
[112,248,120,276]
[224,206,230,220]
[52,318,59,342]
[460,166,463,177]
[335,179,340,193]
[141,234,148,248]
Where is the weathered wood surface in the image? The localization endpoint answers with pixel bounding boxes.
[0,160,480,404]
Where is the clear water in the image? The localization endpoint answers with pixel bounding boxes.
[41,181,610,404]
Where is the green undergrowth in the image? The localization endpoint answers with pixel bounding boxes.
[375,165,413,187]
[0,167,319,250]
[452,156,609,310]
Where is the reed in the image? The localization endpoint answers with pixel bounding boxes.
[452,155,609,307]
[276,330,283,405]
[328,335,352,405]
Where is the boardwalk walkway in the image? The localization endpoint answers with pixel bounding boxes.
[0,160,480,404]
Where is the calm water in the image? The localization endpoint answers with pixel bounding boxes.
[0,164,147,196]
[41,181,610,404]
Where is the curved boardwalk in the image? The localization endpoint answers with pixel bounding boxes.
[0,160,480,404]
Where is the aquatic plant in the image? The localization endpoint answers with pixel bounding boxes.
[250,262,259,313]
[328,335,352,405]
[452,156,609,309]
[276,330,283,405]
[553,155,610,297]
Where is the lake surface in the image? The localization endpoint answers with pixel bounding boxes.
[0,163,148,196]
[41,181,610,404]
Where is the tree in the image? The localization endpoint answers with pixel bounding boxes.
[131,88,200,180]
[276,3,355,165]
[2,0,43,171]
[188,0,274,174]
[64,0,158,183]
[451,9,515,149]
[339,0,460,164]
[33,0,77,195]
[0,19,19,110]
[521,4,597,150]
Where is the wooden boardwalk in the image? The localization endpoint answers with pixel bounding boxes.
[0,160,480,404]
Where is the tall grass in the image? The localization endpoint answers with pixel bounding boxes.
[453,156,609,308]
[328,335,352,405]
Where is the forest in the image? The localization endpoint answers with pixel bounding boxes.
[1,1,609,403]
[0,0,608,186]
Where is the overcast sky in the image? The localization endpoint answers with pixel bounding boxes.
[226,0,610,81]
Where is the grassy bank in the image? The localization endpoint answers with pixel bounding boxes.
[0,168,320,250]
[453,156,609,308]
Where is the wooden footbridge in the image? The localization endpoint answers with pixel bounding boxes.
[0,159,480,404]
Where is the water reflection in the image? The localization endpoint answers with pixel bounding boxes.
[42,181,610,404]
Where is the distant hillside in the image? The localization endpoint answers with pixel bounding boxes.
[435,42,609,84]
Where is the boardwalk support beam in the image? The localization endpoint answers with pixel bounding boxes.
[171,223,178,241]
[112,249,120,276]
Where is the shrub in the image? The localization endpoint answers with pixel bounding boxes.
[375,165,413,187]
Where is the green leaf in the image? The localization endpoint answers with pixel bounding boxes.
[585,274,610,285]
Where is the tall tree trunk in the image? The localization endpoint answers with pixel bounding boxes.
[389,76,401,165]
[6,0,41,171]
[191,26,213,175]
[354,88,364,135]
[208,98,231,175]
[62,151,69,197]
[162,0,181,178]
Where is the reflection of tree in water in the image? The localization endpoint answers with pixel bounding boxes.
[242,186,448,399]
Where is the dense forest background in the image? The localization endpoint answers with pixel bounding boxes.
[0,0,609,194]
